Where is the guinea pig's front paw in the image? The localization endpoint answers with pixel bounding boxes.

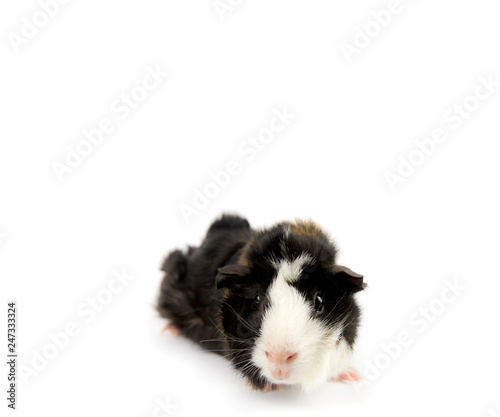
[244,379,284,393]
[161,323,180,337]
[329,367,362,384]
[263,382,284,393]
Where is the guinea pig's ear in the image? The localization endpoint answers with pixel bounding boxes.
[332,265,366,293]
[215,264,251,290]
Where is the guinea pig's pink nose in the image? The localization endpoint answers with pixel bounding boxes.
[265,349,298,365]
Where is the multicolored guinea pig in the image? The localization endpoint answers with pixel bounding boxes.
[157,215,365,392]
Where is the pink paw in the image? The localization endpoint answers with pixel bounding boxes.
[162,323,180,337]
[329,367,362,384]
[244,379,284,392]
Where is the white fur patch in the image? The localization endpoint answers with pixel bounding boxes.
[252,253,353,391]
[269,252,313,283]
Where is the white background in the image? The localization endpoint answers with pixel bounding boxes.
[1,1,499,416]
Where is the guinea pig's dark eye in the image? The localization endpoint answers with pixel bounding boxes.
[252,294,261,309]
[314,293,324,314]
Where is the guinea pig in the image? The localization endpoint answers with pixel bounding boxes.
[157,214,365,392]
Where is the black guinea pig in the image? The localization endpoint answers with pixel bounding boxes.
[157,214,365,392]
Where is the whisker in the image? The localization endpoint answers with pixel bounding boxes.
[210,296,257,334]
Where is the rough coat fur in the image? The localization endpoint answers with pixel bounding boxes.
[157,214,364,391]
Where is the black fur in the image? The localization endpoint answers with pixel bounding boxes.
[157,214,364,390]
[157,214,251,353]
